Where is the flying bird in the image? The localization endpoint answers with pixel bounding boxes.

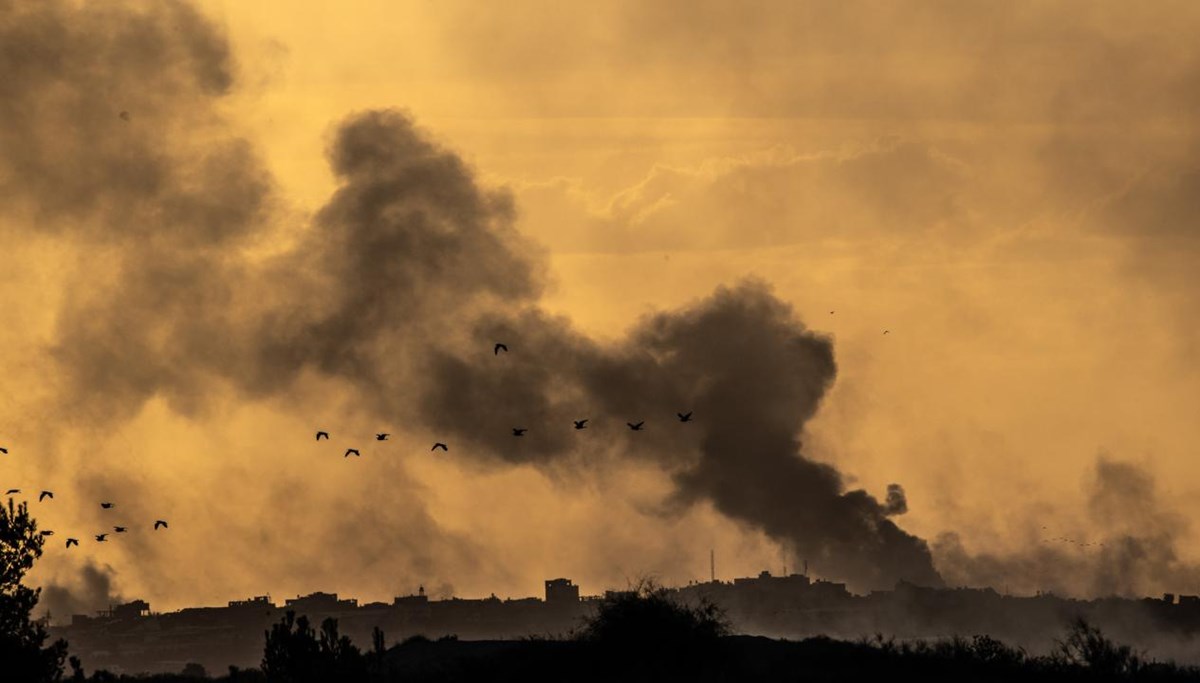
[431,442,448,452]
[66,538,79,548]
[494,343,508,355]
[376,433,389,441]
[5,489,19,495]
[627,421,644,431]
[100,502,114,509]
[677,412,693,422]
[154,520,168,530]
[0,446,7,454]
[113,526,127,533]
[573,419,588,430]
[883,330,890,335]
[40,530,54,536]
[344,448,360,458]
[512,428,527,436]
[118,110,130,121]
[316,431,329,441]
[39,491,53,502]
[95,534,108,542]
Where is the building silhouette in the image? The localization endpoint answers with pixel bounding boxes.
[50,570,1200,675]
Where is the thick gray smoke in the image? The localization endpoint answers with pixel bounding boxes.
[418,282,941,589]
[2,0,940,595]
[934,457,1198,598]
[884,484,908,516]
[40,562,125,623]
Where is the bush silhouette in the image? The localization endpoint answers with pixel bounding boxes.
[261,610,366,683]
[0,498,69,682]
[575,578,731,678]
[180,661,208,678]
[1053,617,1146,676]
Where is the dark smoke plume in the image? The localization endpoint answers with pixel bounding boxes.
[884,484,908,516]
[3,0,940,594]
[39,562,125,625]
[268,110,942,590]
[418,281,941,589]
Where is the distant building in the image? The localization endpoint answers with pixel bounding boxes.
[284,592,358,612]
[112,600,151,620]
[545,578,580,606]
[48,571,1200,676]
[228,596,274,609]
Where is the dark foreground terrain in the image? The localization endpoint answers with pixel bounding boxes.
[68,629,1200,683]
[67,597,1200,683]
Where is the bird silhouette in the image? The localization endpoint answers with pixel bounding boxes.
[95,534,108,542]
[830,310,835,314]
[154,520,168,530]
[677,412,693,422]
[573,419,588,430]
[0,446,7,454]
[40,530,54,536]
[100,503,114,509]
[627,421,644,431]
[39,491,53,502]
[118,110,130,121]
[512,428,527,436]
[5,488,19,495]
[883,330,890,335]
[316,431,330,441]
[344,448,360,458]
[113,526,127,533]
[66,538,79,548]
[431,442,448,452]
[494,343,508,355]
[376,433,389,441]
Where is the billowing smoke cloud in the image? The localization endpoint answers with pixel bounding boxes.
[417,281,940,589]
[933,457,1198,598]
[39,562,125,624]
[884,484,908,516]
[1,0,939,597]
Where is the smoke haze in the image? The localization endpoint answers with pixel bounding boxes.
[1,0,1198,614]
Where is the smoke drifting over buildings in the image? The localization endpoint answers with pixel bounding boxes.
[40,562,125,623]
[934,458,1200,598]
[0,0,941,596]
[3,0,1200,606]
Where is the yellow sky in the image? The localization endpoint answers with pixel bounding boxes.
[3,0,1200,615]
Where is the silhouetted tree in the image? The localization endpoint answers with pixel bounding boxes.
[578,579,730,648]
[0,498,69,681]
[69,656,85,682]
[262,610,366,683]
[576,578,731,678]
[1053,617,1146,676]
[180,661,208,678]
[367,626,387,681]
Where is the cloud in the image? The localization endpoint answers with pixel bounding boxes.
[514,141,969,253]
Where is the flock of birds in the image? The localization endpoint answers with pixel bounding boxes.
[1039,526,1106,549]
[0,480,169,549]
[320,342,697,460]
